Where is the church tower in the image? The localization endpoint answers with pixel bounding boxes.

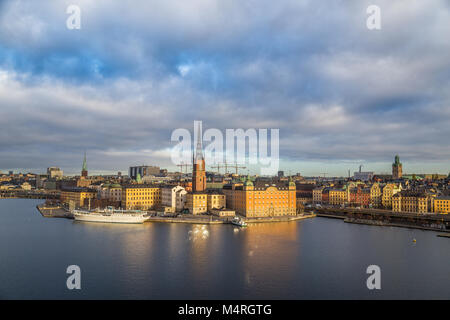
[192,122,206,192]
[392,155,402,179]
[81,151,88,177]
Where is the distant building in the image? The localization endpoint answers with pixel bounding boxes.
[278,171,284,178]
[129,166,160,180]
[392,190,428,213]
[47,167,63,179]
[392,155,403,179]
[353,171,374,181]
[433,196,450,214]
[21,182,32,190]
[370,183,382,208]
[382,183,402,209]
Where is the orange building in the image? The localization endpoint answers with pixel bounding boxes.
[223,178,296,217]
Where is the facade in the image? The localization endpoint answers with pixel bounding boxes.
[433,196,450,214]
[161,185,187,212]
[129,165,161,180]
[60,188,97,207]
[392,155,403,179]
[223,178,296,217]
[121,185,161,210]
[392,191,428,213]
[99,184,122,202]
[313,187,324,204]
[210,208,235,217]
[207,192,226,211]
[47,167,63,179]
[186,193,208,214]
[382,183,402,209]
[370,183,382,208]
[329,189,348,206]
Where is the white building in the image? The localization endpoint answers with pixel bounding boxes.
[161,186,187,212]
[47,167,63,179]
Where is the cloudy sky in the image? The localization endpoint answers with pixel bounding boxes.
[0,0,449,176]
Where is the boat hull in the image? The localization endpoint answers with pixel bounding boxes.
[73,213,148,224]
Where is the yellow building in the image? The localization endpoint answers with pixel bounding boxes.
[392,191,428,213]
[207,192,226,211]
[329,189,348,206]
[382,183,402,209]
[121,185,161,210]
[223,178,296,217]
[60,188,97,207]
[186,193,208,215]
[433,196,450,214]
[370,183,382,208]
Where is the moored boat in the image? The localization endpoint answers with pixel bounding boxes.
[231,216,247,227]
[73,206,149,224]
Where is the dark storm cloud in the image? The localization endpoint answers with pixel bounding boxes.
[0,0,449,175]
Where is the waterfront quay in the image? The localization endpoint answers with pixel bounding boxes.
[314,207,450,233]
[37,204,315,225]
[36,204,73,218]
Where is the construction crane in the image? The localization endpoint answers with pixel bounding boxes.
[211,162,246,175]
[176,162,192,174]
[210,163,224,174]
[228,162,246,175]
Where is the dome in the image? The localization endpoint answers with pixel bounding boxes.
[245,179,254,187]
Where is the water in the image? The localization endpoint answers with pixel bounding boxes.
[0,199,449,299]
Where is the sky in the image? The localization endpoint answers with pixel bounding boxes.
[0,0,449,176]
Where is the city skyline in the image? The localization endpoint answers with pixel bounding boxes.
[1,1,450,175]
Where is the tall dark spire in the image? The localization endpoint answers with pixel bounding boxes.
[81,151,88,177]
[82,151,87,171]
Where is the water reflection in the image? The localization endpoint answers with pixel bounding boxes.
[2,200,449,299]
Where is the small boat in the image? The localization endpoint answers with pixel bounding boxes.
[72,206,149,224]
[231,216,247,227]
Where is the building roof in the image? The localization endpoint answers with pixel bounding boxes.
[122,184,160,189]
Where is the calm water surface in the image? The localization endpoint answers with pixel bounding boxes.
[0,199,449,299]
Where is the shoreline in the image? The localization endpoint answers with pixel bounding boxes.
[36,204,315,225]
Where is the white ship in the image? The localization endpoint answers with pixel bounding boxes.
[231,216,247,227]
[73,206,149,224]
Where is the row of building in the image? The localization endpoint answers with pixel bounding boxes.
[299,181,450,214]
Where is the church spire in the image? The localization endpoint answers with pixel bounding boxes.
[81,151,88,177]
[82,151,87,171]
[195,121,204,161]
